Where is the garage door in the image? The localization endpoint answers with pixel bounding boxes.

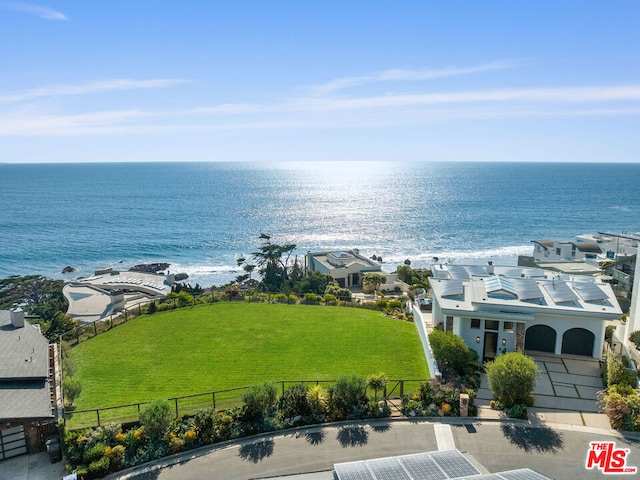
[525,325,557,353]
[561,328,595,357]
[0,425,27,460]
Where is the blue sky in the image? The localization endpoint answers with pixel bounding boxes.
[1,1,639,163]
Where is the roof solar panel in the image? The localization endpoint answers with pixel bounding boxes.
[334,450,553,480]
[430,450,481,478]
[496,468,554,479]
[541,281,579,304]
[521,268,546,278]
[574,282,608,302]
[448,265,470,280]
[503,268,523,278]
[367,457,411,480]
[465,265,489,277]
[334,461,375,480]
[441,279,464,298]
[400,453,448,479]
[512,278,544,301]
[484,276,518,296]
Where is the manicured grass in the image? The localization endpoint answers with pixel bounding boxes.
[70,303,428,419]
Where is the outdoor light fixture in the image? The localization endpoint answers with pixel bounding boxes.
[502,339,507,346]
[476,336,481,343]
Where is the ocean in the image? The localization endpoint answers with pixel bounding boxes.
[1,161,639,287]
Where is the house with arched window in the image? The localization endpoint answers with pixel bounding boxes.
[429,264,621,361]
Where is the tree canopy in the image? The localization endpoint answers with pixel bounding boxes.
[251,234,297,292]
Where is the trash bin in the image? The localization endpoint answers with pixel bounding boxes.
[46,435,62,463]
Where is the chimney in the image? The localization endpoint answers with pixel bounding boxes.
[487,261,494,275]
[10,306,25,328]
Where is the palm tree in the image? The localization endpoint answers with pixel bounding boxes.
[367,372,388,404]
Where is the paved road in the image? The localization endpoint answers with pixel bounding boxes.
[111,419,640,480]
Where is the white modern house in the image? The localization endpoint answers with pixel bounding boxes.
[623,256,640,365]
[531,239,602,263]
[306,249,383,288]
[430,264,621,361]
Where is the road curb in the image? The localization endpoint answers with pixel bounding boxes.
[104,416,640,479]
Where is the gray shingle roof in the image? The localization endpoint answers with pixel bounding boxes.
[0,311,49,380]
[0,311,54,420]
[0,381,54,419]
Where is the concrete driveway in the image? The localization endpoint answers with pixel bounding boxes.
[476,351,611,429]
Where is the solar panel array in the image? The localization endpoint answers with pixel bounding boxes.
[484,276,517,296]
[334,449,481,480]
[465,265,489,277]
[573,282,608,302]
[541,281,579,304]
[440,279,464,298]
[496,469,553,480]
[448,265,470,280]
[511,278,544,301]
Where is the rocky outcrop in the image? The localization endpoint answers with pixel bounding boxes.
[129,263,170,274]
[62,266,76,274]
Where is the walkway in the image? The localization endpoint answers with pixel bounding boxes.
[476,351,610,429]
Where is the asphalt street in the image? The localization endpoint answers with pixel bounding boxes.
[109,419,640,480]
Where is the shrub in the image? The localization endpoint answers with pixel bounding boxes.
[88,455,110,478]
[329,373,369,420]
[323,293,338,305]
[168,433,184,454]
[375,298,389,310]
[630,330,640,348]
[63,376,82,405]
[241,381,278,421]
[105,444,125,469]
[278,384,311,420]
[428,329,478,377]
[139,399,173,441]
[508,403,527,419]
[306,385,328,418]
[147,301,157,314]
[184,429,197,446]
[607,353,629,387]
[274,293,289,303]
[485,352,539,409]
[301,293,318,305]
[324,284,352,301]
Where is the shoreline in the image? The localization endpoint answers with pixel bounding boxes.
[0,246,528,289]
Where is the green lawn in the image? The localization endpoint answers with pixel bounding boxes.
[69,303,428,425]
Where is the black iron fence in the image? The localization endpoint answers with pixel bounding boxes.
[63,378,427,430]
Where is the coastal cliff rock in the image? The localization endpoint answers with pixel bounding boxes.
[129,263,170,274]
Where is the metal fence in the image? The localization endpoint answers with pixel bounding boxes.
[63,378,427,430]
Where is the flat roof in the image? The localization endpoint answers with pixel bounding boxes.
[430,265,622,318]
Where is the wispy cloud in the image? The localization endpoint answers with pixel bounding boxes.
[309,60,523,96]
[2,82,640,136]
[0,79,189,104]
[0,1,67,20]
[293,85,640,111]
